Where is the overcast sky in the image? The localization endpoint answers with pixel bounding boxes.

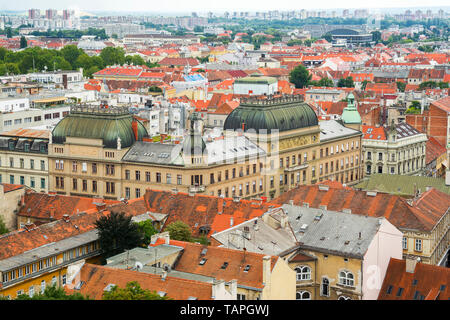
[0,0,448,14]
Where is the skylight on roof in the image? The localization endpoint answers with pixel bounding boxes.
[244,264,251,272]
[199,258,207,265]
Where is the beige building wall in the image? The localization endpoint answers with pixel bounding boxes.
[0,150,48,193]
[0,185,25,230]
[261,257,296,300]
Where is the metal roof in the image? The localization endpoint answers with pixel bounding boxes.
[282,204,382,259]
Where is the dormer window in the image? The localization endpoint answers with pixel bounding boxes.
[24,143,30,152]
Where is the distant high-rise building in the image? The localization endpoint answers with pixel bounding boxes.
[191,12,198,18]
[28,9,40,19]
[62,9,74,20]
[45,9,57,20]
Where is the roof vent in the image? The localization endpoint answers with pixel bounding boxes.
[300,224,308,232]
[315,212,324,221]
[221,262,229,269]
[366,191,377,197]
[243,264,251,272]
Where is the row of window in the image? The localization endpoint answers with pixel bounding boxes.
[296,290,351,300]
[403,237,423,252]
[1,174,46,189]
[367,158,424,175]
[3,158,46,170]
[366,146,425,162]
[2,256,56,284]
[11,275,66,300]
[1,242,98,286]
[3,112,68,127]
[295,266,355,287]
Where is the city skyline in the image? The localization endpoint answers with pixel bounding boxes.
[0,1,449,15]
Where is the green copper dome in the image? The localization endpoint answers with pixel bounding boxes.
[341,93,362,124]
[223,96,318,133]
[52,107,148,149]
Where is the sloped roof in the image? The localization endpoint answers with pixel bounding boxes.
[71,263,214,300]
[171,241,278,290]
[378,258,450,300]
[272,183,450,232]
[354,174,450,197]
[17,193,120,221]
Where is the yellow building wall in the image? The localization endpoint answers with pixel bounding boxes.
[262,258,296,300]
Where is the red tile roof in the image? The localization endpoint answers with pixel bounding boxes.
[272,184,450,232]
[17,192,120,221]
[159,57,199,66]
[378,258,450,300]
[430,96,450,113]
[1,183,24,193]
[361,125,387,140]
[71,263,214,300]
[162,241,278,289]
[0,129,49,139]
[426,136,446,165]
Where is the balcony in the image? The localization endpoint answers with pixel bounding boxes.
[284,163,309,172]
[189,185,206,193]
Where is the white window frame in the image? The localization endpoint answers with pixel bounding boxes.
[295,266,311,281]
[339,270,354,287]
[402,237,408,250]
[415,239,422,252]
[296,291,311,300]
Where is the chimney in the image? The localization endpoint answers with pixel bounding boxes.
[132,119,139,140]
[280,215,288,228]
[211,279,225,300]
[95,203,106,211]
[24,222,36,231]
[262,255,271,285]
[160,133,167,143]
[163,231,170,244]
[230,217,234,227]
[217,197,224,214]
[49,206,55,219]
[161,271,167,281]
[405,257,419,273]
[229,279,237,298]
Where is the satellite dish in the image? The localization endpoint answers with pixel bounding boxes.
[163,263,171,272]
[135,261,143,271]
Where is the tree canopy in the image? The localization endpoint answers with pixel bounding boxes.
[165,220,192,242]
[102,281,171,300]
[95,211,144,260]
[289,64,312,89]
[337,76,354,88]
[0,216,9,235]
[135,219,158,246]
[16,285,89,300]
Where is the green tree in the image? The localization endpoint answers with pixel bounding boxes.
[287,39,303,46]
[361,80,369,90]
[95,211,144,260]
[125,55,145,66]
[111,33,118,39]
[84,66,100,78]
[6,27,12,38]
[148,86,162,93]
[60,45,83,69]
[165,221,192,242]
[20,36,27,49]
[100,46,125,67]
[136,220,158,246]
[323,33,333,42]
[102,281,171,300]
[317,77,334,87]
[406,101,421,114]
[371,31,381,43]
[337,76,354,88]
[289,64,312,89]
[0,216,9,235]
[16,285,89,300]
[396,81,406,92]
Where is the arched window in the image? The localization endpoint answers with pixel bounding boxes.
[338,295,351,300]
[339,271,354,286]
[321,277,329,297]
[296,291,311,300]
[295,266,311,281]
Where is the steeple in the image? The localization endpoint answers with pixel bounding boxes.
[341,93,362,131]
